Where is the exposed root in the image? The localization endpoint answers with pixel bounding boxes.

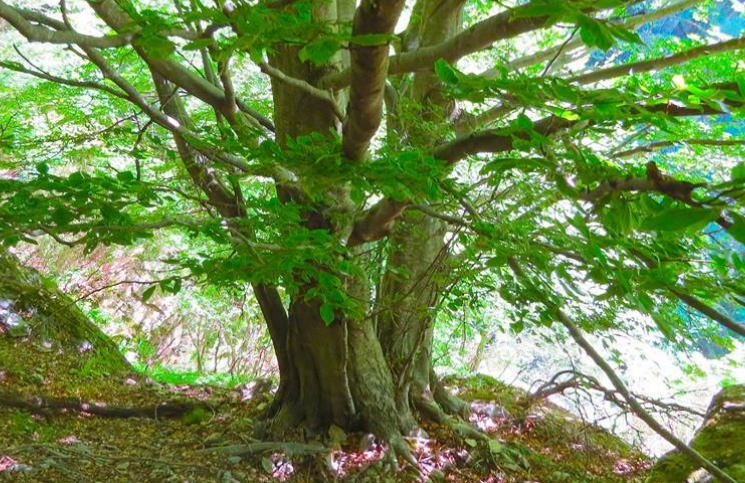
[382,434,419,473]
[0,390,207,419]
[444,418,488,441]
[414,394,447,423]
[413,394,488,443]
[432,377,470,419]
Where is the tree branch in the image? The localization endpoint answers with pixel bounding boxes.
[0,59,128,99]
[434,116,573,164]
[363,81,742,244]
[258,61,343,120]
[85,0,270,134]
[507,258,738,483]
[629,249,745,338]
[529,369,706,418]
[341,0,406,160]
[347,198,408,246]
[613,138,745,158]
[435,81,744,164]
[0,1,133,48]
[572,36,745,85]
[501,0,703,74]
[319,0,629,89]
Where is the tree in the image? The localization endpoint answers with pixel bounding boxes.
[0,0,744,466]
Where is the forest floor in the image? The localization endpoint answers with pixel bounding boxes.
[0,332,653,482]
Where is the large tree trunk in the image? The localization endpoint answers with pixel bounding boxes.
[262,0,472,448]
[378,0,470,425]
[269,294,409,442]
[263,4,414,452]
[0,248,128,369]
[377,212,455,425]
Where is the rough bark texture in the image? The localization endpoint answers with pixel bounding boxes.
[377,212,453,426]
[263,4,410,445]
[646,385,745,482]
[376,0,470,426]
[342,0,405,161]
[0,249,128,369]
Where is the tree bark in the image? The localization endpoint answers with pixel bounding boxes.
[377,0,470,426]
[263,6,413,450]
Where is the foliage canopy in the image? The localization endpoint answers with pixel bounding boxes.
[0,0,744,468]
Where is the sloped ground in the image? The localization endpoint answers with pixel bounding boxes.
[0,331,652,482]
[647,384,745,482]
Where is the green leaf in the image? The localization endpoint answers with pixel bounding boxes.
[260,456,273,474]
[184,38,215,51]
[731,162,745,181]
[298,37,341,66]
[139,34,175,59]
[434,59,459,85]
[641,207,719,232]
[488,439,503,454]
[578,16,615,50]
[320,303,334,324]
[728,212,745,245]
[142,285,157,302]
[514,113,533,130]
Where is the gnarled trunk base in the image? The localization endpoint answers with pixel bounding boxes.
[263,294,415,466]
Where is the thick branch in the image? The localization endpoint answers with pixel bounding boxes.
[581,163,704,204]
[573,36,745,85]
[502,0,703,73]
[434,116,573,164]
[0,1,132,48]
[347,198,408,246]
[350,81,743,244]
[341,0,405,161]
[319,0,627,89]
[435,81,743,164]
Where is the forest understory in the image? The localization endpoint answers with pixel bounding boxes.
[0,330,652,483]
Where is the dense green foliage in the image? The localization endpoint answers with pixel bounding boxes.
[0,0,744,477]
[0,1,742,339]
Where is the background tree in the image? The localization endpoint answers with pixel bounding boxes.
[0,0,744,468]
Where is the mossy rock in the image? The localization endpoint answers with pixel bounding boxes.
[646,384,745,482]
[0,249,128,370]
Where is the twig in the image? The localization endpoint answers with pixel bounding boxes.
[541,26,579,77]
[258,61,344,120]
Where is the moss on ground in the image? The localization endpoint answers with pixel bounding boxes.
[646,384,745,483]
[0,332,659,482]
